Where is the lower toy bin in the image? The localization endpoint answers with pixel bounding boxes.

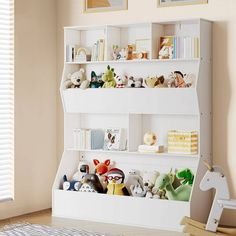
[52,189,190,231]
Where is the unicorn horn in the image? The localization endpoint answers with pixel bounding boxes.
[203,160,213,172]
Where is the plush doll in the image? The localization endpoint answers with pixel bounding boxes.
[167,71,193,88]
[105,168,129,196]
[72,162,89,182]
[78,174,104,193]
[63,175,81,191]
[102,65,116,88]
[154,75,165,88]
[130,183,146,197]
[115,75,128,88]
[143,76,166,88]
[127,76,143,88]
[125,169,144,196]
[176,168,194,186]
[65,68,90,89]
[90,71,104,88]
[142,170,159,198]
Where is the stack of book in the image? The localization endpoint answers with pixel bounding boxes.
[159,36,199,59]
[91,39,105,61]
[73,129,104,150]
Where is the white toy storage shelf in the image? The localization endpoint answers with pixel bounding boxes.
[53,19,212,231]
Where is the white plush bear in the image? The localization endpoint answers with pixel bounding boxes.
[142,170,159,198]
[64,68,90,89]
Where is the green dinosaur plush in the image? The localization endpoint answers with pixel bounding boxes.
[176,168,194,185]
[102,65,116,88]
[155,173,192,201]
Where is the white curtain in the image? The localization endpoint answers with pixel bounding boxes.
[0,0,14,202]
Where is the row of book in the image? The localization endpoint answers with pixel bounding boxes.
[91,39,105,61]
[159,36,200,60]
[73,128,127,151]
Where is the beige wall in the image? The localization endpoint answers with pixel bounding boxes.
[0,0,57,219]
[57,0,236,226]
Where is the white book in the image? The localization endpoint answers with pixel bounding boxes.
[85,129,91,150]
[73,129,81,150]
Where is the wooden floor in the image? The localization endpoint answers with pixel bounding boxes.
[0,209,188,236]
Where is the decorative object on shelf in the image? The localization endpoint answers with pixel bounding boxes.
[132,51,148,60]
[72,162,90,182]
[115,75,128,88]
[159,36,174,59]
[130,183,147,197]
[138,145,164,153]
[74,47,91,62]
[63,175,81,191]
[143,132,157,145]
[66,44,76,62]
[168,130,198,154]
[143,76,166,88]
[66,68,90,89]
[105,168,129,196]
[126,44,134,60]
[135,39,150,59]
[102,65,116,88]
[112,45,121,60]
[142,170,159,198]
[176,168,194,185]
[125,169,144,196]
[127,76,143,88]
[90,71,104,88]
[84,0,128,13]
[103,128,127,151]
[91,39,105,61]
[155,172,192,201]
[79,174,104,193]
[167,71,193,88]
[159,0,208,8]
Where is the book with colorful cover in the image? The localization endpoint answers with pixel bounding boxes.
[159,36,174,59]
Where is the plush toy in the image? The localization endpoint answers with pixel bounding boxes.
[105,168,129,196]
[155,173,192,201]
[125,169,144,196]
[90,71,104,88]
[130,183,146,197]
[127,76,143,88]
[143,132,157,146]
[142,170,159,198]
[102,65,116,88]
[72,162,89,182]
[167,71,193,88]
[154,75,165,88]
[143,76,165,88]
[63,175,81,191]
[78,174,104,193]
[176,168,194,186]
[66,68,90,89]
[115,75,128,88]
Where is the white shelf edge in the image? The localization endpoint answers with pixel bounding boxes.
[65,58,200,65]
[66,148,199,158]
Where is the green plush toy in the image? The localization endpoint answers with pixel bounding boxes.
[102,65,116,88]
[155,173,191,201]
[176,168,194,185]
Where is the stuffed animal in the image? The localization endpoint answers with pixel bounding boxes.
[127,76,143,88]
[72,162,89,182]
[105,168,129,196]
[65,68,90,89]
[143,76,165,88]
[102,65,116,88]
[167,71,193,88]
[90,71,104,88]
[78,174,104,193]
[130,183,146,197]
[155,173,192,201]
[125,169,144,195]
[176,168,194,186]
[142,170,159,198]
[115,75,128,88]
[154,75,165,88]
[63,175,81,191]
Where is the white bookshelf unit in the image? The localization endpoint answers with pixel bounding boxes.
[53,19,212,231]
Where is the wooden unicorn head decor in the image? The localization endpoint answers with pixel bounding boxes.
[199,160,236,232]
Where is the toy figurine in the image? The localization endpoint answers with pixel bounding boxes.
[63,175,81,191]
[105,168,129,196]
[78,174,104,193]
[90,71,104,88]
[72,162,89,182]
[102,65,116,88]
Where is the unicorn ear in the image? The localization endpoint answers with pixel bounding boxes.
[203,160,213,172]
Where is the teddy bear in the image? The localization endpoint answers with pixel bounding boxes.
[115,75,128,88]
[90,71,104,88]
[102,65,116,88]
[142,170,159,198]
[65,68,90,89]
[127,76,143,88]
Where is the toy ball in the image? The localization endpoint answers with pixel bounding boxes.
[143,132,157,146]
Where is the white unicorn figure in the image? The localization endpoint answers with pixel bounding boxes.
[200,161,236,232]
